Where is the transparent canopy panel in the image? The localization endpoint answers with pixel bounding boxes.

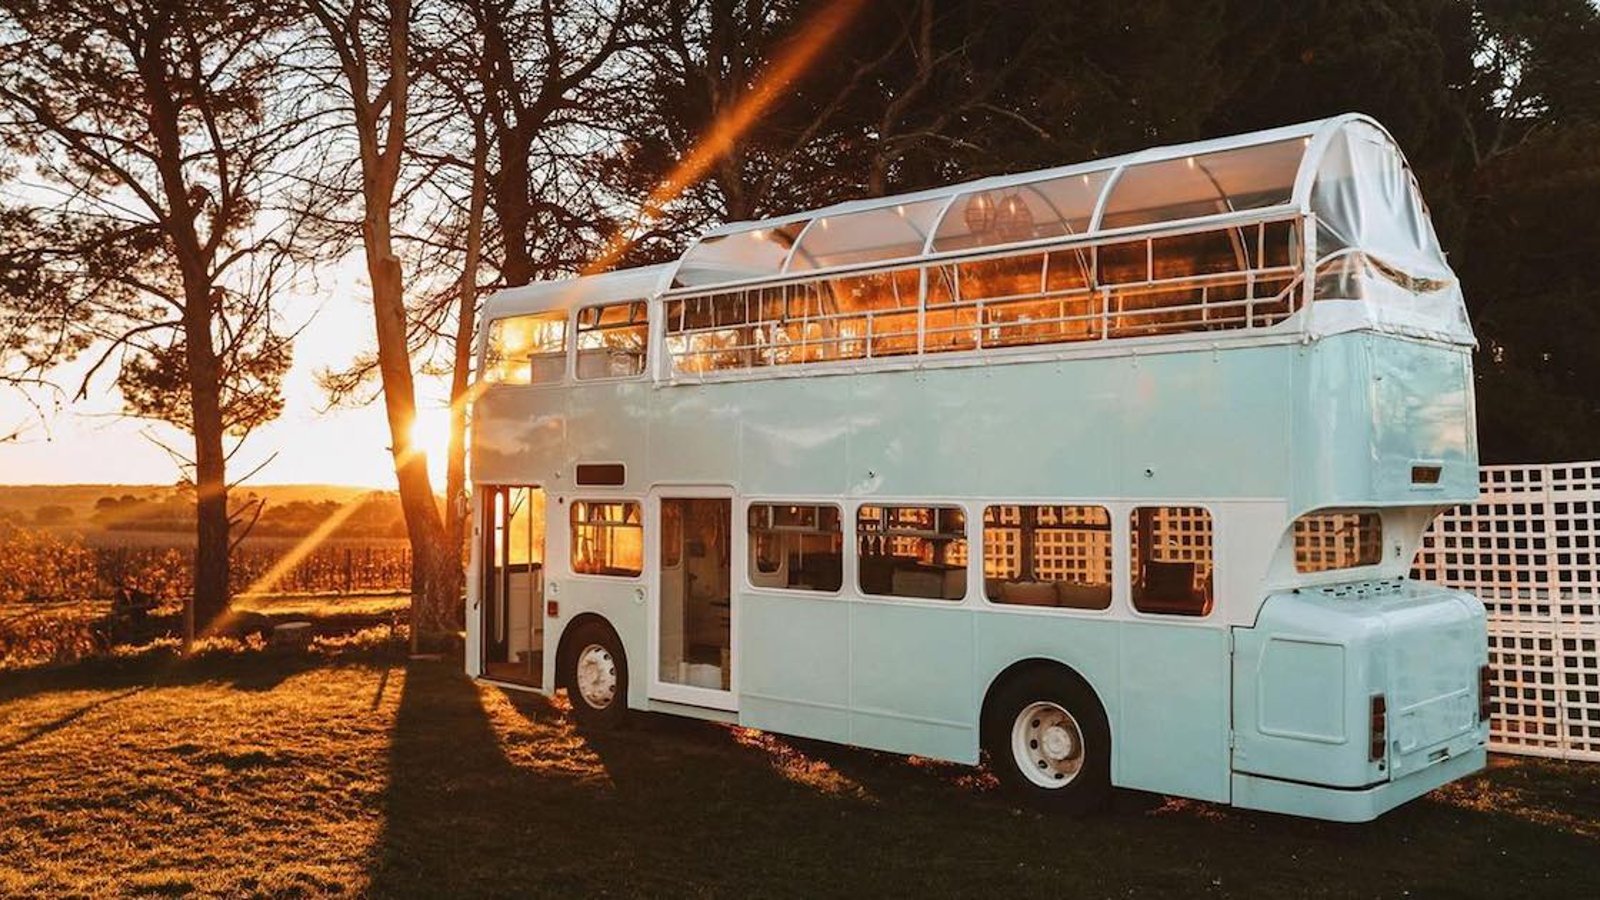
[674,220,808,288]
[1307,120,1469,342]
[642,115,1473,348]
[788,198,945,271]
[932,169,1111,253]
[1099,138,1305,230]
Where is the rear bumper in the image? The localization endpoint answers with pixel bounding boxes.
[1231,743,1486,823]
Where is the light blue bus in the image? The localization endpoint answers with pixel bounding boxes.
[466,114,1489,821]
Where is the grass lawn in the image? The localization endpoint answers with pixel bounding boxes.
[2,646,1599,898]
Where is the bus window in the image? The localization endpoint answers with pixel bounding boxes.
[1130,506,1214,616]
[984,505,1112,609]
[1293,510,1382,573]
[857,505,966,601]
[571,500,643,577]
[748,504,843,592]
[485,311,567,384]
[576,300,648,379]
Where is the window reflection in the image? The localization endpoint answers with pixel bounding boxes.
[575,300,648,379]
[485,311,567,384]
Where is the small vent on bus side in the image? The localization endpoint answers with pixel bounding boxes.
[1314,579,1404,601]
[575,463,626,486]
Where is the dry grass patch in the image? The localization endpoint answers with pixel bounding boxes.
[2,650,1600,898]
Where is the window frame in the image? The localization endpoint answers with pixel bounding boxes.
[573,299,650,382]
[1127,503,1218,620]
[568,497,646,581]
[481,308,573,387]
[744,500,846,597]
[978,502,1116,615]
[1291,508,1384,575]
[854,502,970,603]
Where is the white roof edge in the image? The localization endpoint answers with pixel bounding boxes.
[480,263,675,318]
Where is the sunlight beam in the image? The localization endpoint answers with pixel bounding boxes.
[583,0,870,276]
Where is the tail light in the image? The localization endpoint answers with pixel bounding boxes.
[1479,664,1493,723]
[1369,694,1387,761]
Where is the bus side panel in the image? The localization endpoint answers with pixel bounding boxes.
[1116,621,1231,801]
[565,381,652,485]
[972,611,1122,774]
[969,363,1119,500]
[1116,349,1291,500]
[469,387,566,486]
[737,591,852,744]
[847,602,977,763]
[648,380,743,485]
[736,376,854,497]
[849,370,980,498]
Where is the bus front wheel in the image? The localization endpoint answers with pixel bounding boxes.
[561,619,629,729]
[983,668,1111,814]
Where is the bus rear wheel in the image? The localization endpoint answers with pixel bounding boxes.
[561,620,629,729]
[984,668,1111,814]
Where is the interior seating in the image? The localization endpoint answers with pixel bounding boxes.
[1136,560,1205,614]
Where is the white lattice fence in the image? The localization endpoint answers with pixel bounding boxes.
[1413,461,1600,761]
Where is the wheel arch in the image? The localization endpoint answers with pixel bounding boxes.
[980,657,1113,744]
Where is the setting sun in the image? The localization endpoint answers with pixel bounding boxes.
[407,406,455,491]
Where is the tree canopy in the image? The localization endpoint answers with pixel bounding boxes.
[2,0,1598,631]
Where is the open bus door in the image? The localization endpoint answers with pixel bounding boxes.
[480,485,545,687]
[649,488,737,711]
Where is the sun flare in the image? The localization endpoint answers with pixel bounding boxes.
[407,407,454,490]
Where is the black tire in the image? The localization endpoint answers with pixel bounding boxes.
[982,666,1112,814]
[560,619,629,729]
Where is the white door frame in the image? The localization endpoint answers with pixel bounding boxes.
[647,484,740,711]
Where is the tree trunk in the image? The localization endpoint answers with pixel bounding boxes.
[444,124,488,574]
[367,244,457,641]
[131,9,232,647]
[327,0,460,646]
[492,127,535,285]
[184,299,232,639]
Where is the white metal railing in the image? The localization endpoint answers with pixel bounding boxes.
[662,214,1306,378]
[1414,461,1600,762]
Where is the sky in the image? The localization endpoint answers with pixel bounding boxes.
[0,258,457,489]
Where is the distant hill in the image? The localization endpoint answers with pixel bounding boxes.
[0,484,375,519]
[0,484,400,539]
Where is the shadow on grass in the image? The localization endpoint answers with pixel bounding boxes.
[368,664,905,897]
[366,663,1600,899]
[0,686,145,754]
[0,639,404,706]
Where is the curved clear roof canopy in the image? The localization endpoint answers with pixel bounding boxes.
[789,198,945,271]
[1098,138,1304,229]
[667,114,1467,344]
[932,169,1109,252]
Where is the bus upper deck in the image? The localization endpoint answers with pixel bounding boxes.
[476,114,1478,517]
[483,113,1471,385]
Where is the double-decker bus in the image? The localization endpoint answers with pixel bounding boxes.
[467,114,1488,821]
